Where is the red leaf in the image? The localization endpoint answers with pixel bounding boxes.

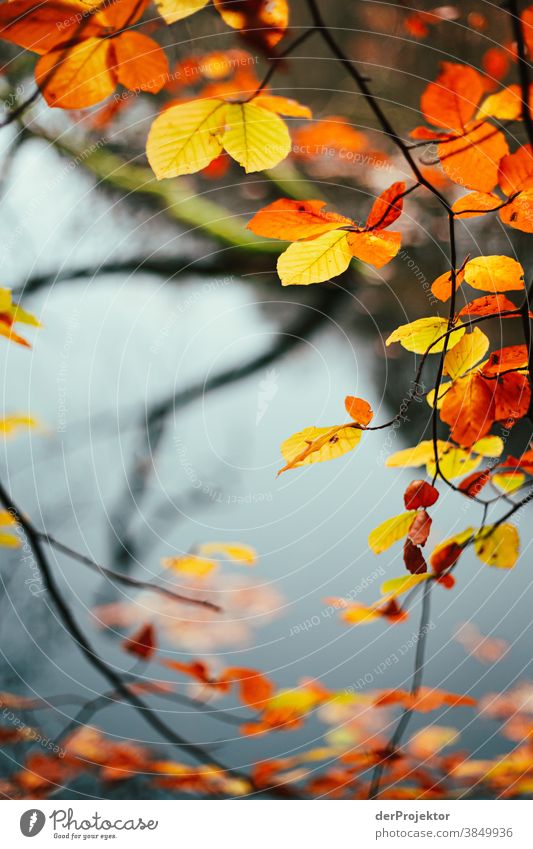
[404,480,439,509]
[403,538,428,574]
[122,624,157,660]
[407,510,432,546]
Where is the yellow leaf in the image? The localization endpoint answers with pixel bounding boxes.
[386,317,465,354]
[279,424,361,474]
[380,573,430,598]
[443,328,489,380]
[221,102,291,173]
[146,99,227,179]
[0,415,38,437]
[426,446,481,480]
[386,439,448,468]
[471,435,504,457]
[277,230,352,286]
[340,604,383,625]
[477,86,521,121]
[161,554,217,577]
[155,0,209,24]
[474,523,519,568]
[368,511,417,554]
[463,256,524,293]
[492,472,525,493]
[198,542,257,565]
[0,533,20,548]
[425,382,451,409]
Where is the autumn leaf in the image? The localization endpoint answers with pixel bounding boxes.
[277,231,353,286]
[147,99,228,178]
[482,345,529,377]
[0,510,21,548]
[498,144,533,195]
[431,266,466,301]
[440,372,495,447]
[344,396,373,425]
[213,0,289,51]
[122,624,157,660]
[386,317,465,354]
[0,415,38,436]
[452,192,503,219]
[492,472,526,493]
[417,63,508,191]
[443,328,489,380]
[374,687,477,713]
[459,470,491,498]
[161,553,218,577]
[404,538,428,575]
[458,294,520,320]
[248,199,351,241]
[0,288,40,348]
[493,372,531,422]
[403,480,439,509]
[278,424,361,474]
[156,0,210,24]
[463,256,524,293]
[430,528,475,573]
[368,511,418,554]
[407,510,432,546]
[420,62,484,132]
[477,85,523,121]
[224,667,274,708]
[380,573,431,599]
[221,102,291,172]
[474,524,519,568]
[198,542,257,565]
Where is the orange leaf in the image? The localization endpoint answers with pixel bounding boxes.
[452,192,503,218]
[344,396,373,425]
[482,345,529,377]
[213,0,288,50]
[253,94,311,118]
[493,372,531,422]
[499,189,533,233]
[347,230,401,269]
[421,63,484,131]
[438,122,509,192]
[458,294,519,319]
[431,267,465,302]
[36,38,115,109]
[374,687,476,712]
[223,668,274,708]
[247,199,351,240]
[440,372,495,447]
[0,0,102,55]
[498,144,533,195]
[366,181,406,230]
[112,32,169,94]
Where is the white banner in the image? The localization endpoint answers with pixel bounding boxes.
[1,799,532,848]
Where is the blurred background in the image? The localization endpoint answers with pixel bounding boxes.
[1,0,533,798]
